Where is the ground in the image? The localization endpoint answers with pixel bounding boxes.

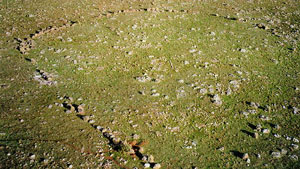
[0,0,299,168]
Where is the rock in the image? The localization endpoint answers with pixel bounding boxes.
[189,49,197,53]
[240,48,247,53]
[77,105,85,115]
[132,134,139,140]
[82,116,90,122]
[293,138,299,143]
[273,133,281,138]
[198,88,208,94]
[211,94,222,106]
[253,132,259,139]
[217,147,225,152]
[259,115,270,121]
[274,124,280,130]
[293,107,299,114]
[88,119,95,124]
[229,80,240,88]
[262,128,270,134]
[142,155,148,162]
[144,163,151,168]
[289,155,298,161]
[290,144,299,151]
[280,149,288,155]
[151,93,160,97]
[29,154,36,160]
[226,88,232,95]
[271,151,281,158]
[153,163,161,169]
[246,158,251,163]
[178,79,184,83]
[242,153,249,160]
[135,74,151,82]
[148,155,154,163]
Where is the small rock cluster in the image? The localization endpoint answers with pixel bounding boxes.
[61,97,161,168]
[33,69,57,86]
[16,21,76,54]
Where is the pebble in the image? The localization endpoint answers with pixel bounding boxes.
[211,94,222,106]
[178,79,184,83]
[280,148,288,155]
[293,138,299,143]
[29,154,36,160]
[142,155,148,162]
[290,144,299,151]
[262,128,270,134]
[256,154,261,158]
[132,134,139,140]
[148,155,154,163]
[217,147,225,152]
[246,158,251,163]
[293,107,299,114]
[226,88,232,95]
[259,115,270,121]
[88,120,95,124]
[153,163,161,169]
[271,151,281,158]
[151,93,160,97]
[144,163,151,168]
[189,49,197,53]
[253,132,259,139]
[273,133,281,138]
[198,88,208,94]
[289,154,298,161]
[242,153,249,160]
[240,48,247,53]
[82,116,90,122]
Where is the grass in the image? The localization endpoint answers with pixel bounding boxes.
[0,0,299,168]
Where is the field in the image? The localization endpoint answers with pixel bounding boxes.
[0,0,299,168]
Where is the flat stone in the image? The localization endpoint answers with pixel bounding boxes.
[271,151,281,158]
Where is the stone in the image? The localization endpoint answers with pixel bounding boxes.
[271,151,281,158]
[88,120,95,124]
[253,132,259,139]
[148,155,154,163]
[178,79,184,83]
[144,163,151,168]
[153,163,161,169]
[242,153,249,160]
[77,105,85,115]
[217,147,225,152]
[293,107,299,114]
[293,138,299,143]
[226,88,232,95]
[262,128,270,134]
[29,154,36,160]
[290,155,298,161]
[151,93,160,97]
[281,149,288,155]
[240,48,247,53]
[246,158,251,163]
[211,94,222,106]
[290,144,299,151]
[198,88,208,94]
[142,155,148,162]
[82,116,90,122]
[132,134,139,140]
